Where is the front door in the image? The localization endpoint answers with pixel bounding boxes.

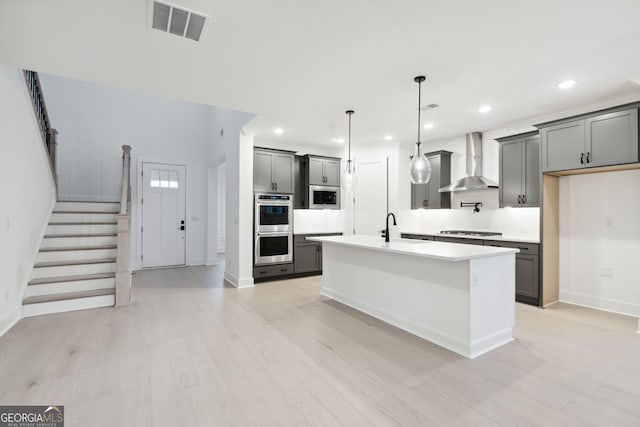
[142,162,186,268]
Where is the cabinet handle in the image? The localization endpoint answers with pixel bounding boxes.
[517,195,522,204]
[275,182,278,191]
[522,194,526,204]
[586,152,591,163]
[580,153,584,164]
[423,200,427,207]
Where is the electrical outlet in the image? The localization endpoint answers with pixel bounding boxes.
[605,217,614,228]
[600,267,614,278]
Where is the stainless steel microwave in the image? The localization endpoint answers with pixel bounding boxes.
[308,185,340,210]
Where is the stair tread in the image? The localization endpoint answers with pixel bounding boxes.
[44,233,117,238]
[48,222,117,225]
[23,288,115,305]
[57,200,119,203]
[34,258,117,268]
[52,211,119,214]
[29,272,116,286]
[39,245,117,252]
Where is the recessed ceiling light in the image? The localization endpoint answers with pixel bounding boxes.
[274,127,284,135]
[478,105,493,113]
[334,138,345,144]
[557,79,577,89]
[384,135,393,141]
[423,123,435,129]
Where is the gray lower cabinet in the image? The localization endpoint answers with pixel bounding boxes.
[497,132,540,207]
[484,240,540,305]
[539,107,639,173]
[411,151,452,209]
[254,148,294,194]
[433,236,484,245]
[294,233,342,275]
[254,263,294,279]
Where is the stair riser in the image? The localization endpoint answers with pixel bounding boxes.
[36,249,118,264]
[22,295,115,317]
[55,202,120,213]
[25,278,115,298]
[31,262,116,280]
[50,213,117,223]
[41,236,117,249]
[46,224,117,235]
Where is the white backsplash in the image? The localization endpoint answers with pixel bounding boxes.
[294,209,345,234]
[398,207,540,240]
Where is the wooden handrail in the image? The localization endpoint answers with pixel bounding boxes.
[120,145,132,215]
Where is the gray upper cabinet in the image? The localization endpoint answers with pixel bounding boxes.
[253,148,294,194]
[308,156,340,186]
[497,133,540,207]
[586,109,639,168]
[410,151,452,209]
[539,107,639,173]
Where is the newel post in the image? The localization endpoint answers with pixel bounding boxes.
[116,145,132,306]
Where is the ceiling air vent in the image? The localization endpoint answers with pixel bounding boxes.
[151,1,208,42]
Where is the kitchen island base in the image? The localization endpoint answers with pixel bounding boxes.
[316,239,516,359]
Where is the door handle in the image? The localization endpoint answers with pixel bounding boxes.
[580,153,584,164]
[586,152,591,163]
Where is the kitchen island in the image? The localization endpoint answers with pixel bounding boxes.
[307,235,519,358]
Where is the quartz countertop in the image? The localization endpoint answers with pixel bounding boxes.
[307,235,518,262]
[399,230,540,244]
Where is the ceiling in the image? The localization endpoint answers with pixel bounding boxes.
[1,0,640,149]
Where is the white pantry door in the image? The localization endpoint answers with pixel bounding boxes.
[142,162,186,268]
[354,157,388,236]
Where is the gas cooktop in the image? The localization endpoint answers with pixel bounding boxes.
[440,230,503,237]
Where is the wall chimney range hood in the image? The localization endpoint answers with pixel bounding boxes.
[438,132,499,192]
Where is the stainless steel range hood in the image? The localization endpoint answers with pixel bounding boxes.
[438,132,498,192]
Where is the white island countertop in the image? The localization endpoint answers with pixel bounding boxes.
[307,235,518,262]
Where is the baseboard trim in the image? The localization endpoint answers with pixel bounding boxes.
[205,257,218,266]
[187,257,207,267]
[223,271,254,288]
[0,306,22,338]
[559,290,640,318]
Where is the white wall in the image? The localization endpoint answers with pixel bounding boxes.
[40,74,211,268]
[0,67,56,334]
[559,170,640,317]
[208,108,255,287]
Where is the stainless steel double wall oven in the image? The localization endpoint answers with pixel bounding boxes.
[254,193,293,266]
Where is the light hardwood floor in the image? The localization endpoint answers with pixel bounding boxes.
[1,263,639,426]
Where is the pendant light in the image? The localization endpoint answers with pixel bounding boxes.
[408,76,432,184]
[342,110,356,192]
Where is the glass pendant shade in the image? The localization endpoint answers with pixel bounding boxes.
[409,143,432,184]
[342,160,356,191]
[408,75,432,184]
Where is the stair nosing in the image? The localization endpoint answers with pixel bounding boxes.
[57,200,120,204]
[48,222,117,225]
[28,273,116,286]
[23,288,115,305]
[52,211,119,214]
[39,245,117,252]
[44,233,117,238]
[34,258,117,268]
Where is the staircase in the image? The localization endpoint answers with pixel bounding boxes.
[22,201,120,317]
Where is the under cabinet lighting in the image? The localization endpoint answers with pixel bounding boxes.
[478,105,493,113]
[423,123,435,129]
[274,127,284,135]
